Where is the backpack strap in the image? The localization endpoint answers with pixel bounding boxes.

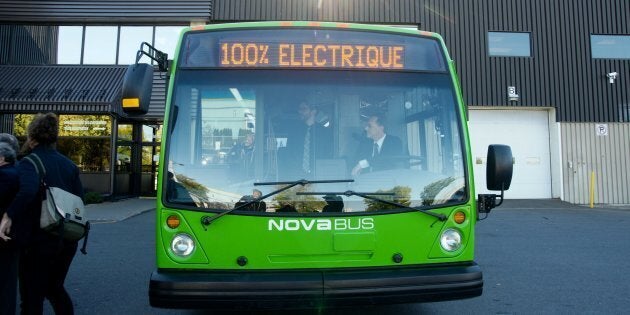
[24,153,66,241]
[23,153,46,183]
[80,221,91,255]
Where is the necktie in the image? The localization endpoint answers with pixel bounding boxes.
[302,126,311,173]
[372,142,379,157]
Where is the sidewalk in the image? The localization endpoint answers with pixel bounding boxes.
[85,197,156,223]
[499,198,630,211]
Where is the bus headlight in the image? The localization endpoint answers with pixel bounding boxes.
[171,234,195,257]
[440,229,462,252]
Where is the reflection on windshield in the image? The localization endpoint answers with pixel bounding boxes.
[165,70,466,213]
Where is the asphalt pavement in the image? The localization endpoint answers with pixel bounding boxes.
[73,196,630,314]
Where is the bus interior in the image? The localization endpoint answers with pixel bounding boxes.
[165,69,466,213]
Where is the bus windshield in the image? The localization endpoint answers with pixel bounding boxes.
[164,30,466,214]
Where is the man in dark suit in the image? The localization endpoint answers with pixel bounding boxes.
[351,114,403,176]
[280,101,333,179]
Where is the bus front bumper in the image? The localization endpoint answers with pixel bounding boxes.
[149,263,482,309]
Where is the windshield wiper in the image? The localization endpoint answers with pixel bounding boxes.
[298,190,447,221]
[201,179,354,227]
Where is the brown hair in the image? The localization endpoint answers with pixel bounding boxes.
[27,113,59,146]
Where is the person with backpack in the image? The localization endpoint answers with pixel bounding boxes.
[0,113,84,314]
[0,135,20,315]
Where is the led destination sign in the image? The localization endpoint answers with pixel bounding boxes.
[220,42,405,69]
[181,29,447,71]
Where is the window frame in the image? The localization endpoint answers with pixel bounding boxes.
[487,31,532,58]
[590,34,630,59]
[56,24,187,65]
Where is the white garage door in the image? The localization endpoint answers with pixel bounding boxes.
[468,109,552,199]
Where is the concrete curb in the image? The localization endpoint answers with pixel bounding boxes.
[85,197,157,223]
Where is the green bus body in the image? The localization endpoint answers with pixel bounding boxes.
[131,21,504,309]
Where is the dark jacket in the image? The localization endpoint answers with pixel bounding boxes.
[280,121,333,179]
[0,164,19,216]
[0,163,19,247]
[5,146,83,245]
[353,134,404,172]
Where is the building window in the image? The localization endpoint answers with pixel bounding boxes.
[57,26,83,64]
[118,26,154,64]
[57,25,186,65]
[591,35,630,59]
[84,26,118,64]
[488,32,531,57]
[13,114,112,172]
[155,26,186,60]
[117,124,133,141]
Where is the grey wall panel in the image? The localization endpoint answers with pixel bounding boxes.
[561,123,630,204]
[0,0,627,123]
[0,114,13,133]
[0,26,11,63]
[423,0,630,123]
[0,1,210,24]
[0,65,126,115]
[0,25,56,64]
[2,0,627,122]
[0,65,166,121]
[0,66,125,104]
[0,103,111,114]
[212,0,421,24]
[212,0,630,123]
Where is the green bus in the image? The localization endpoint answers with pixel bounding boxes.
[121,21,513,309]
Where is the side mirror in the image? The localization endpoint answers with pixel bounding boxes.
[486,144,513,191]
[478,144,513,215]
[121,63,153,115]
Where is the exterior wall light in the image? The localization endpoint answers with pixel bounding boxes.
[607,72,618,84]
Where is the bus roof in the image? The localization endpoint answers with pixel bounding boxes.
[183,21,451,62]
[189,21,440,41]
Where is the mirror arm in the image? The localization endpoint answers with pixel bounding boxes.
[135,42,169,72]
[477,194,495,214]
[477,184,506,216]
[494,184,505,207]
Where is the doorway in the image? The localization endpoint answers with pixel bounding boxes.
[140,124,162,196]
[468,109,552,199]
[114,123,162,198]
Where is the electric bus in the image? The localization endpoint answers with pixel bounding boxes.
[121,21,513,309]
